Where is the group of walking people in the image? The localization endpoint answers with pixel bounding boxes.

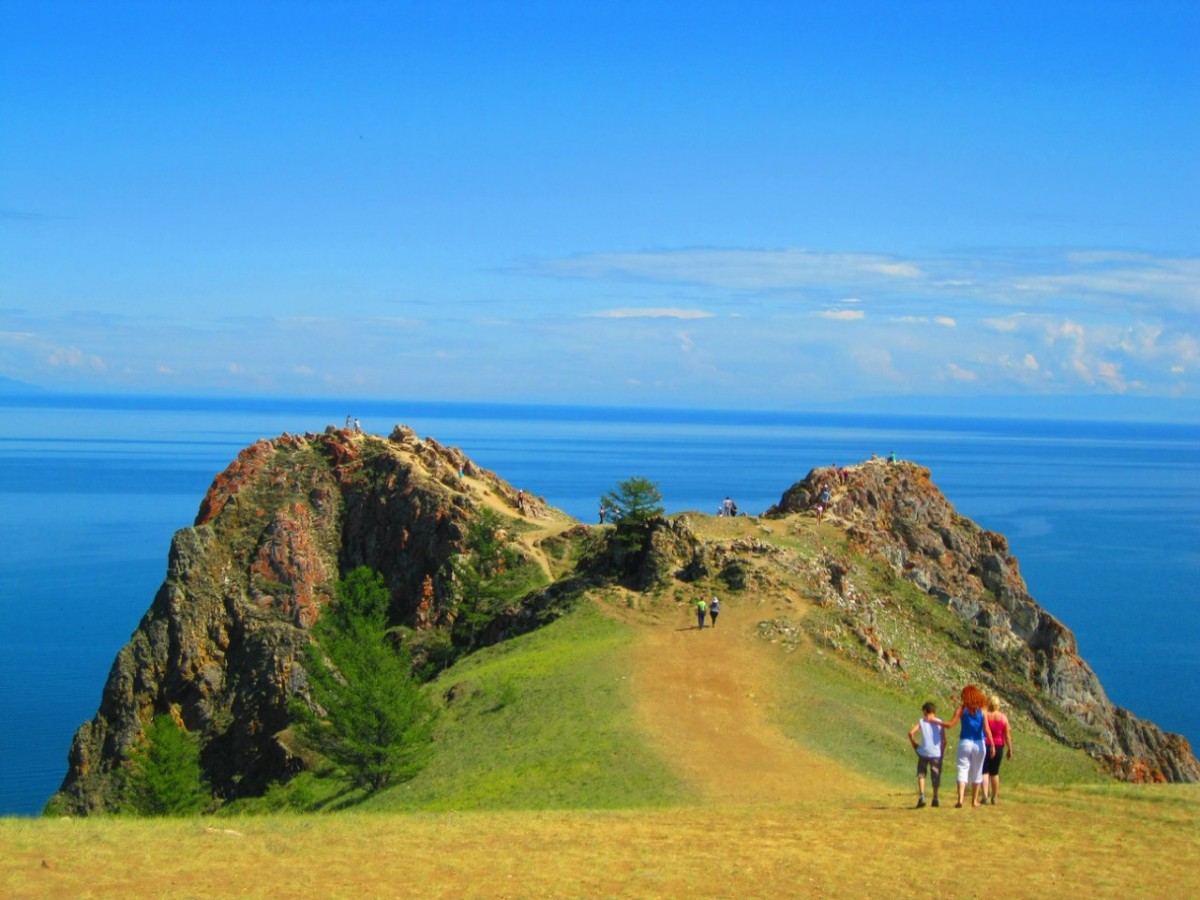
[694,596,720,628]
[908,684,1014,808]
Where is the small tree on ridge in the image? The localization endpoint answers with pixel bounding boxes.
[601,476,664,554]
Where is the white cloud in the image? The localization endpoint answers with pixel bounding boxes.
[889,315,956,327]
[590,308,714,319]
[946,363,977,382]
[985,316,1021,333]
[677,331,695,353]
[527,247,1200,324]
[531,248,926,292]
[820,309,865,321]
[1012,256,1200,315]
[850,345,903,382]
[47,346,105,371]
[871,262,922,278]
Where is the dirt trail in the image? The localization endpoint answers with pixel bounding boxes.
[628,602,879,805]
[462,475,578,580]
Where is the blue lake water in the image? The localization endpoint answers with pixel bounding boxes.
[2,394,1198,815]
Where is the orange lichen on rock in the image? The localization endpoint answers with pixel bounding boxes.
[195,440,275,526]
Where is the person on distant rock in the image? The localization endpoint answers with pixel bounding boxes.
[345,415,352,430]
[888,450,897,464]
[722,496,733,517]
[983,695,1014,804]
[599,504,606,524]
[695,597,707,629]
[908,701,947,808]
[354,418,362,434]
[943,684,994,808]
[729,501,738,518]
[708,595,720,627]
[814,481,831,524]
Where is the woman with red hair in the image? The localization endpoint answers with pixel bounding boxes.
[942,684,994,808]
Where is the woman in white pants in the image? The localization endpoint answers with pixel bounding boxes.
[942,684,995,808]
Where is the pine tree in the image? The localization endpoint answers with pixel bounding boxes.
[124,714,209,816]
[294,567,436,793]
[601,476,665,553]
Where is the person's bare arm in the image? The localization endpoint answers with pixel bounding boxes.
[943,705,964,729]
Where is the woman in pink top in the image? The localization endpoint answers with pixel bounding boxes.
[983,694,1014,804]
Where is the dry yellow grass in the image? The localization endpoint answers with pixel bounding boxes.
[3,791,1198,899]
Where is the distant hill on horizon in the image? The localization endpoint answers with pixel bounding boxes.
[0,375,43,394]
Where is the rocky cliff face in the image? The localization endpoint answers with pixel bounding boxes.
[764,458,1200,783]
[53,425,564,814]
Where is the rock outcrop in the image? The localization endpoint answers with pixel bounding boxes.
[53,426,569,814]
[765,458,1200,783]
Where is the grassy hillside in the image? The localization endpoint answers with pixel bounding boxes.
[228,601,695,815]
[14,503,1198,896]
[6,564,1199,896]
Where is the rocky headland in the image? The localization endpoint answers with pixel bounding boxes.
[51,428,1199,814]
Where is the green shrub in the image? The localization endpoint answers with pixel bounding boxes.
[122,714,210,816]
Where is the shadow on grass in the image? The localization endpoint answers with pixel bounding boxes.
[306,784,369,812]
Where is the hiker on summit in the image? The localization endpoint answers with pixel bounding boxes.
[943,685,994,808]
[815,481,831,523]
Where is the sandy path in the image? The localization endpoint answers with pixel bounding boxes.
[629,602,878,805]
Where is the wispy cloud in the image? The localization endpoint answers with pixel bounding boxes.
[890,315,957,327]
[4,248,1196,409]
[524,246,1200,322]
[46,346,105,371]
[588,308,715,319]
[529,248,924,292]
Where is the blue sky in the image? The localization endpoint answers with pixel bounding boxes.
[2,1,1197,417]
